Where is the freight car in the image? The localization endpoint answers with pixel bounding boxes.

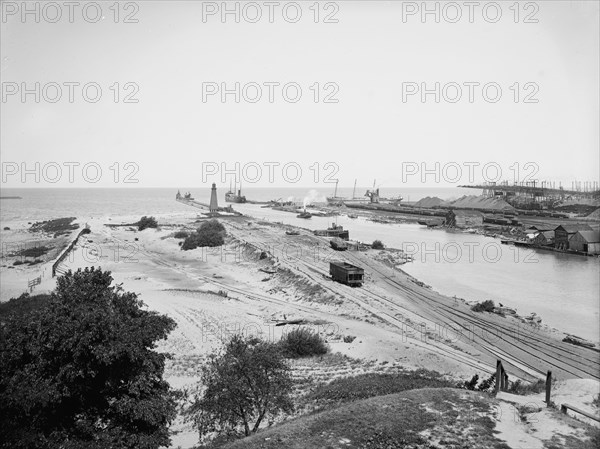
[329,261,364,287]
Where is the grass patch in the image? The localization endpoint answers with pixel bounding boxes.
[304,369,454,407]
[14,245,53,258]
[29,217,78,236]
[223,388,509,449]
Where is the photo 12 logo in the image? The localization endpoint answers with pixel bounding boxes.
[1,82,140,104]
[1,162,140,184]
[400,161,539,185]
[201,82,339,104]
[400,1,539,24]
[201,1,340,24]
[401,82,539,104]
[1,1,140,24]
[201,161,339,184]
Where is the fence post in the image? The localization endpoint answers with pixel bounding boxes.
[545,371,552,406]
[495,360,502,393]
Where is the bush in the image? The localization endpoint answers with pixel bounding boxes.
[343,335,356,343]
[3,227,9,231]
[173,230,189,239]
[278,328,329,358]
[508,379,546,395]
[138,215,158,231]
[462,374,479,390]
[181,220,225,250]
[372,240,384,249]
[12,260,24,266]
[471,300,495,313]
[460,373,498,392]
[199,219,225,234]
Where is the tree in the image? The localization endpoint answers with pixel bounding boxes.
[372,239,384,249]
[138,216,158,231]
[186,335,293,440]
[0,267,177,449]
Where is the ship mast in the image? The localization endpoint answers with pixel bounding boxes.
[352,179,357,199]
[334,180,338,197]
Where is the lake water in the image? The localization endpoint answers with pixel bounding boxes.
[1,187,598,342]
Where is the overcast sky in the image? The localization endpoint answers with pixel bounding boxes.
[1,0,598,188]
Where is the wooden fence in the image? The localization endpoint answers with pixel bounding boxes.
[51,224,90,277]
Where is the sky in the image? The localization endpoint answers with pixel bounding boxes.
[1,0,599,189]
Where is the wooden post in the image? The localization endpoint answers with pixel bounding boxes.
[545,371,552,406]
[495,360,502,393]
[503,373,509,391]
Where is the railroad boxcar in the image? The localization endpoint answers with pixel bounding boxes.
[329,261,364,287]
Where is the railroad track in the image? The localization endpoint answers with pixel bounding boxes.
[341,249,600,381]
[91,221,599,382]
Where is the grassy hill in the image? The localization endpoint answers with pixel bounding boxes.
[224,388,511,449]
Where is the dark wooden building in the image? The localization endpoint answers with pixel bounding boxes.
[568,230,600,254]
[553,224,593,250]
[532,231,554,246]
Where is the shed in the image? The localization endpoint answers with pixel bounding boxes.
[532,231,555,246]
[568,230,600,254]
[445,210,484,228]
[554,224,593,250]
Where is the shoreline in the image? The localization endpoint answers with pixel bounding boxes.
[2,211,599,447]
[2,212,599,371]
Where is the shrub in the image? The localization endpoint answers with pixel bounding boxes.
[279,328,329,358]
[343,335,356,343]
[138,216,158,231]
[507,379,546,395]
[471,300,495,313]
[173,230,189,239]
[199,219,225,234]
[181,220,225,250]
[372,240,384,249]
[462,374,479,390]
[3,227,9,231]
[12,260,24,266]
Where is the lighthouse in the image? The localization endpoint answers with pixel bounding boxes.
[209,183,219,213]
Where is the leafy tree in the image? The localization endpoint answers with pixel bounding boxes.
[186,335,293,440]
[138,216,158,231]
[372,240,384,249]
[0,267,177,449]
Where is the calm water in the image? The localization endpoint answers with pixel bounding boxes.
[1,188,599,341]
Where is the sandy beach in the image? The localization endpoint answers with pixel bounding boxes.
[2,211,599,447]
